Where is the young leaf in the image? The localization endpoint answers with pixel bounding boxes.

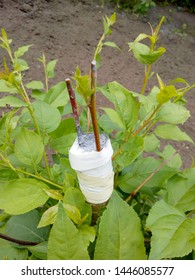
[13,58,29,71]
[73,67,93,103]
[165,168,195,212]
[14,45,32,59]
[128,42,165,65]
[94,191,146,260]
[0,178,49,215]
[156,85,178,104]
[47,202,90,260]
[103,41,120,50]
[146,200,195,259]
[38,205,58,228]
[6,209,49,243]
[14,127,44,166]
[46,59,57,79]
[154,124,194,143]
[63,187,92,225]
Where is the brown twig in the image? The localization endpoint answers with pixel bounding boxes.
[125,145,185,203]
[66,78,81,136]
[0,233,39,246]
[89,60,101,151]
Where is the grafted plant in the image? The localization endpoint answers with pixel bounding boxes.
[0,14,195,260]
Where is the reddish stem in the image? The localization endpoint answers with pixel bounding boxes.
[66,79,81,135]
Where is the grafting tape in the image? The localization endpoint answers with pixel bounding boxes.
[69,138,114,204]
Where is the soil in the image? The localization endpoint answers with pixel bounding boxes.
[0,0,195,168]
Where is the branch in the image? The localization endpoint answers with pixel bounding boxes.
[89,60,101,151]
[125,145,184,203]
[0,233,39,246]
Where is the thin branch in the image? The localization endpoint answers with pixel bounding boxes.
[125,145,185,203]
[66,78,81,136]
[89,60,101,151]
[0,233,39,246]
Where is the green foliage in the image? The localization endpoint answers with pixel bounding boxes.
[94,191,147,259]
[0,16,195,260]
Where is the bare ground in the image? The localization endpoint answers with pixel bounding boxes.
[0,0,195,168]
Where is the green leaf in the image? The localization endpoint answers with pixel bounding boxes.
[47,202,90,260]
[0,79,18,93]
[6,209,49,243]
[14,127,44,166]
[129,42,165,64]
[79,224,95,247]
[144,134,160,152]
[146,200,195,259]
[32,100,61,133]
[44,81,69,107]
[46,59,57,79]
[28,242,48,260]
[63,187,92,225]
[0,178,49,215]
[0,167,18,181]
[157,102,190,124]
[103,41,119,49]
[165,168,195,212]
[38,205,58,228]
[25,80,44,90]
[154,124,194,143]
[156,144,182,169]
[0,95,27,108]
[99,113,122,132]
[50,133,76,155]
[13,58,29,71]
[114,136,144,171]
[14,45,32,59]
[74,67,93,102]
[100,82,139,131]
[156,85,178,104]
[118,157,177,194]
[0,238,28,260]
[50,118,76,138]
[94,191,146,260]
[102,108,125,130]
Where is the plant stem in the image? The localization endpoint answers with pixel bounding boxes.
[0,233,39,246]
[89,60,101,151]
[66,79,81,136]
[141,64,152,95]
[112,104,161,161]
[0,154,63,189]
[125,147,184,202]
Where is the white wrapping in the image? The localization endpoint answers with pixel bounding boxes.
[69,138,114,204]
